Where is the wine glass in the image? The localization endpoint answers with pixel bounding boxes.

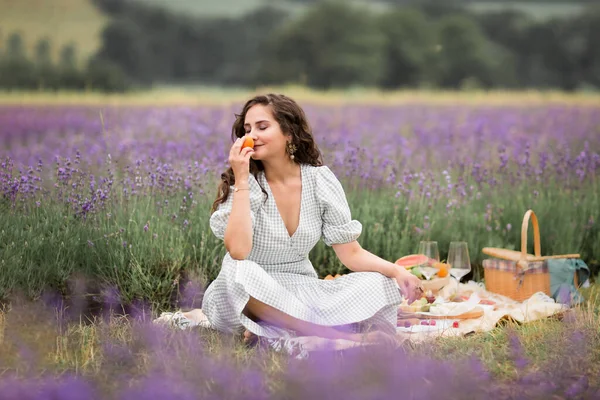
[448,241,471,283]
[417,241,440,280]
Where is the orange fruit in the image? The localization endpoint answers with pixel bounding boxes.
[434,262,449,278]
[241,136,254,149]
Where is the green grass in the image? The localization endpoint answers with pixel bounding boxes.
[0,0,107,64]
[0,284,598,394]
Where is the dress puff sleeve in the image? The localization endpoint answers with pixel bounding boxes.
[315,166,362,246]
[209,174,264,240]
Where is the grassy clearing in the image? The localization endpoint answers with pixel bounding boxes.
[0,0,107,64]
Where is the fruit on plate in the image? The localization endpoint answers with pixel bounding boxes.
[433,262,450,277]
[398,297,431,313]
[241,136,254,149]
[395,254,429,269]
[410,268,424,279]
[421,275,451,293]
[425,290,436,304]
[395,254,451,294]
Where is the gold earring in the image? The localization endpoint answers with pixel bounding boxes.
[286,141,297,160]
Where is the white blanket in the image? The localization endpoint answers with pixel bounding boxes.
[153,280,568,355]
[396,280,567,343]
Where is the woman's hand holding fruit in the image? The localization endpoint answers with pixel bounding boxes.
[229,136,255,183]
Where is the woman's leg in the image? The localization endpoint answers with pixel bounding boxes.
[243,296,393,343]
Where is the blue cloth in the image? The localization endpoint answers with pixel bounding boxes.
[547,258,590,305]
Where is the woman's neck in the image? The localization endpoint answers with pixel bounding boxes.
[262,159,300,184]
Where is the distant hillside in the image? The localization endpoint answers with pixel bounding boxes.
[138,0,278,17]
[467,1,585,19]
[0,0,107,64]
[138,0,586,19]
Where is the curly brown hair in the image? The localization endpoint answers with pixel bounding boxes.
[211,94,324,213]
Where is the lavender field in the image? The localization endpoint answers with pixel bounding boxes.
[1,95,600,398]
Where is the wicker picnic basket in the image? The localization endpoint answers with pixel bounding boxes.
[482,210,580,302]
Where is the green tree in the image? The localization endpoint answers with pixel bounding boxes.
[434,14,493,88]
[567,6,600,89]
[377,8,437,88]
[95,18,152,83]
[476,10,533,87]
[6,32,26,58]
[58,43,85,90]
[222,6,290,86]
[34,37,59,90]
[0,32,36,89]
[59,43,77,69]
[85,57,128,92]
[261,1,385,88]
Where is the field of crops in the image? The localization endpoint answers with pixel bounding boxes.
[1,91,599,398]
[1,91,598,306]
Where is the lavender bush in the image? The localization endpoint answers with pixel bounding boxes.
[1,102,599,306]
[0,97,599,399]
[0,287,599,399]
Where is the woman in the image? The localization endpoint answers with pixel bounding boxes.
[202,94,423,344]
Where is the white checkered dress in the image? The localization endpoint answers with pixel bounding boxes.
[202,165,402,339]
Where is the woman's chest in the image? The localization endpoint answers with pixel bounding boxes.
[268,183,302,237]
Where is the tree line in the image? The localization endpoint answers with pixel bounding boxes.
[0,32,128,92]
[2,0,599,91]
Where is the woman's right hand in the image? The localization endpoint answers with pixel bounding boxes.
[229,136,254,182]
[395,268,424,304]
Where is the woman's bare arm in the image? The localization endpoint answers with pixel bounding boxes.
[223,180,253,259]
[223,136,255,260]
[332,241,399,278]
[332,240,423,302]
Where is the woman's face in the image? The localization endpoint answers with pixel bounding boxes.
[243,104,289,162]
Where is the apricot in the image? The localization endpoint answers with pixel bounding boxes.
[241,136,254,149]
[434,262,449,278]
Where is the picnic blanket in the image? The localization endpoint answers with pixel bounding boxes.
[397,279,567,343]
[153,279,570,357]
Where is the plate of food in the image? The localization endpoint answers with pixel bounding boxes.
[395,254,452,294]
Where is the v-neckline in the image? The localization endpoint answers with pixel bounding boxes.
[262,164,304,240]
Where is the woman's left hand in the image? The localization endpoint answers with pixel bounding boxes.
[395,269,424,303]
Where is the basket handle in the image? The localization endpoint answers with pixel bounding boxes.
[517,210,541,271]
